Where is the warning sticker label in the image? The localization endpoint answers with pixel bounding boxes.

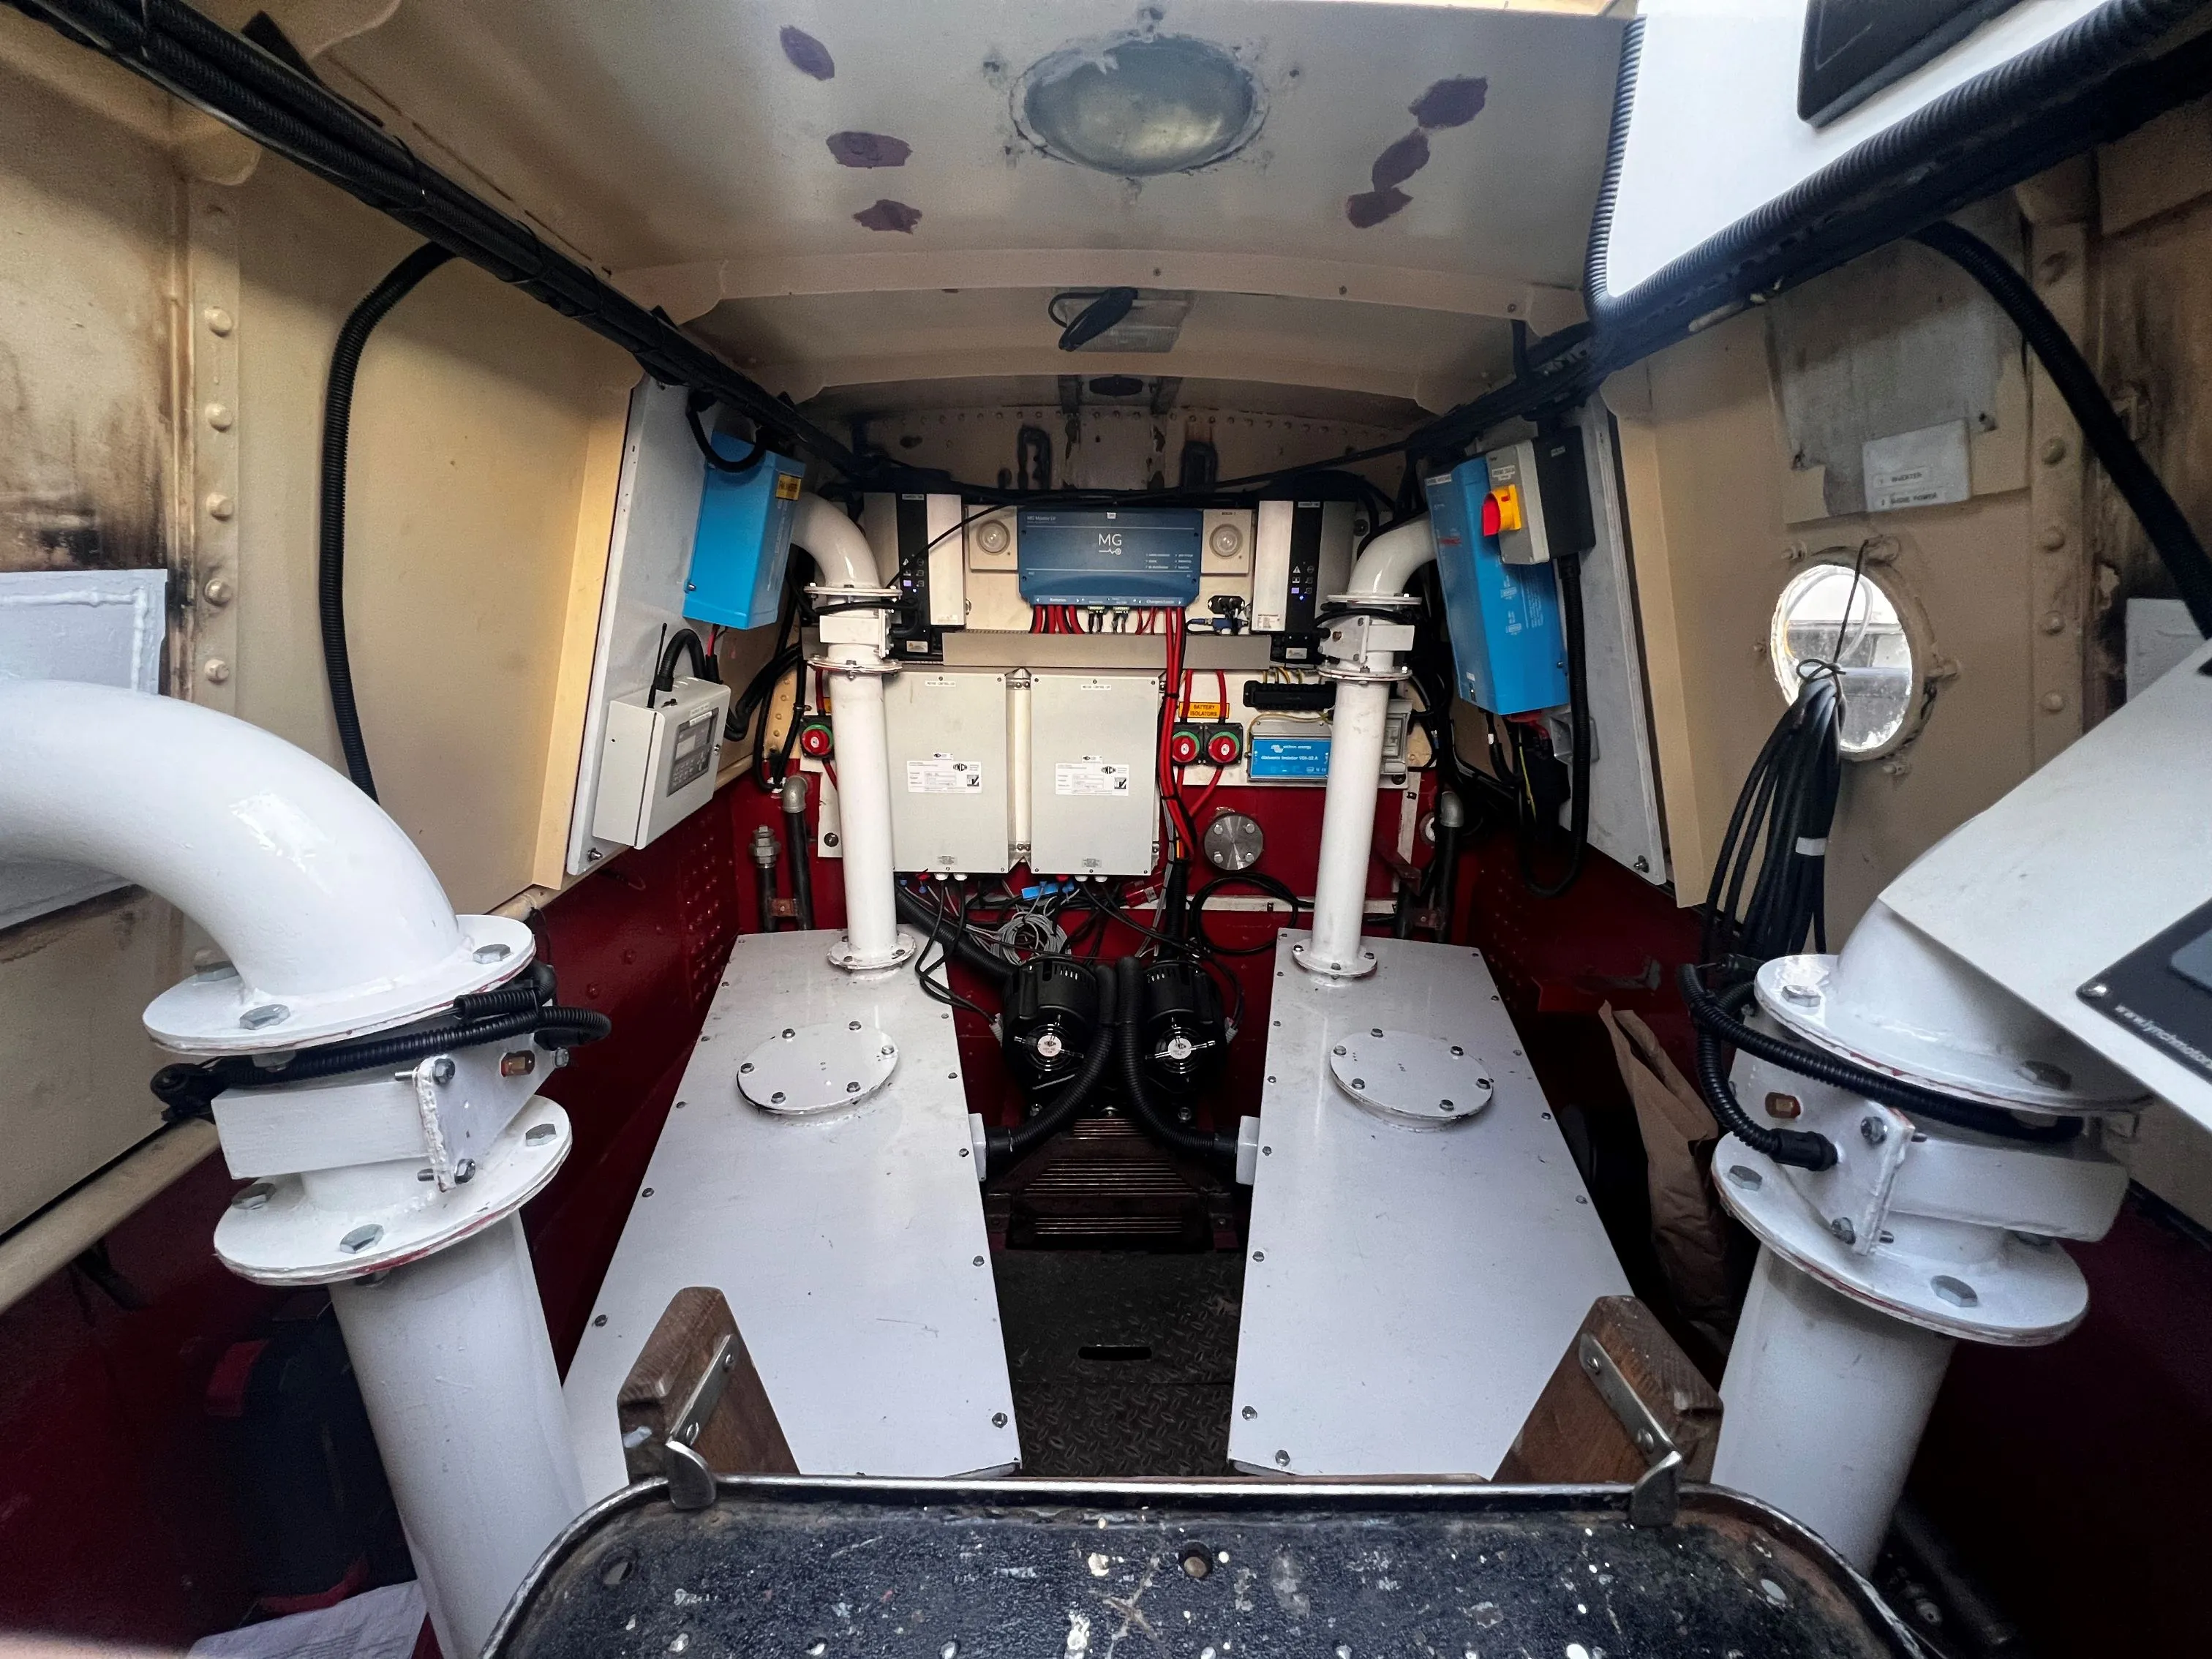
[1054,759,1131,797]
[906,755,984,794]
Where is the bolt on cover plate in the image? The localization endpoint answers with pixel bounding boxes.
[1327,1030,1491,1124]
[740,1020,900,1114]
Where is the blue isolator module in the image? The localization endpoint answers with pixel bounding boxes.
[682,443,807,630]
[1017,508,1202,608]
[1423,456,1570,715]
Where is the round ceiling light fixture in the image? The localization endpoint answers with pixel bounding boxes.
[1017,34,1263,177]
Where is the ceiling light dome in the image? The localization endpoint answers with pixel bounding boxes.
[1017,34,1263,177]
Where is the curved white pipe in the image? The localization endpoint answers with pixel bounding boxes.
[792,494,884,589]
[1348,516,1437,596]
[0,680,525,1051]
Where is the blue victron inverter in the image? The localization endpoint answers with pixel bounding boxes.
[1422,456,1568,715]
[683,442,807,631]
[1016,508,1202,608]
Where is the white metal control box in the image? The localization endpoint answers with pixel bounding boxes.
[1027,670,1160,877]
[883,668,1013,875]
[590,675,730,849]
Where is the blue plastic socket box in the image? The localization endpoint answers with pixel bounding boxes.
[1421,457,1568,715]
[683,445,807,630]
[1016,508,1202,607]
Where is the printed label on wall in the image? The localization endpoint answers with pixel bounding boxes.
[1863,420,1970,512]
[1053,759,1131,797]
[907,755,983,794]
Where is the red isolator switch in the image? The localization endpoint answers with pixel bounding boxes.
[1205,728,1242,766]
[798,719,834,759]
[1169,729,1201,766]
[1481,492,1502,537]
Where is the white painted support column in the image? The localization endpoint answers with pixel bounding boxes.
[824,663,900,965]
[1712,1246,1956,1569]
[1302,669,1391,976]
[330,1215,584,1659]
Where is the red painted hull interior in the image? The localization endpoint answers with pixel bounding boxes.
[2,775,2208,1656]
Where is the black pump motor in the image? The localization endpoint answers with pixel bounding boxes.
[1001,956,1104,1098]
[1137,958,1226,1103]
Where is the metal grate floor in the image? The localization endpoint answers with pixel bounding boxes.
[991,1249,1245,1478]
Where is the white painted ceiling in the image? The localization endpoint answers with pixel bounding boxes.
[264,0,1629,411]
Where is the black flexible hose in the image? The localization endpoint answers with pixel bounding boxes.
[780,777,816,931]
[685,394,771,475]
[1679,967,2084,1146]
[987,964,1118,1173]
[1115,957,1238,1167]
[1189,872,1304,958]
[320,242,453,798]
[893,886,1012,990]
[1914,220,2212,636]
[1521,549,1590,898]
[1688,1003,1839,1172]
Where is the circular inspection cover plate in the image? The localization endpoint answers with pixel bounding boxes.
[1328,1029,1491,1123]
[739,1021,898,1114]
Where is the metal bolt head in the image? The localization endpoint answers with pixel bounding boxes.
[1859,1116,1887,1146]
[473,942,511,964]
[1449,1045,1463,1057]
[453,1158,477,1184]
[1780,981,1821,1007]
[992,1412,1008,1428]
[1726,1165,1762,1190]
[1829,1216,1857,1246]
[526,1123,556,1146]
[1331,1044,1345,1056]
[846,1080,861,1094]
[339,1224,383,1254]
[1241,1405,1257,1420]
[2018,1059,2072,1090]
[594,1314,608,1327]
[2040,436,2069,465]
[430,1057,456,1085]
[849,1020,862,1031]
[238,1002,287,1030]
[1274,1450,1290,1467]
[973,1254,985,1267]
[1369,1028,1383,1038]
[771,1091,786,1104]
[231,1181,275,1211]
[740,1062,754,1074]
[1350,1078,1366,1091]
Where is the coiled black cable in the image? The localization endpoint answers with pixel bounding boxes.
[685,391,772,475]
[1703,672,1843,974]
[320,242,453,799]
[1189,873,1304,958]
[986,964,1118,1174]
[1679,967,2083,1147]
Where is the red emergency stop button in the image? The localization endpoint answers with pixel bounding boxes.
[1169,729,1201,765]
[1205,729,1242,766]
[1481,492,1502,536]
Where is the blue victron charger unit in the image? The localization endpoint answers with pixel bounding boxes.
[1422,457,1569,715]
[682,443,807,630]
[1016,508,1202,607]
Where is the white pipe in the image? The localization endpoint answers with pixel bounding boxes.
[793,493,884,589]
[0,680,479,1028]
[331,1215,583,1659]
[1301,516,1435,975]
[827,668,900,964]
[1349,516,1437,595]
[1009,671,1034,852]
[1712,1246,1956,1568]
[1306,677,1391,974]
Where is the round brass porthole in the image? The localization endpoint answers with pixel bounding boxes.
[1768,551,1939,760]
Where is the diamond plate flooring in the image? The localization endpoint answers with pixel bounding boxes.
[991,1249,1244,1478]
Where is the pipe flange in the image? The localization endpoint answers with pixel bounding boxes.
[1315,662,1410,687]
[1712,1134,2088,1345]
[807,653,903,679]
[1320,591,1421,609]
[146,914,538,1057]
[802,584,899,606]
[1291,939,1379,979]
[738,1021,898,1114]
[827,927,920,973]
[213,1099,571,1286]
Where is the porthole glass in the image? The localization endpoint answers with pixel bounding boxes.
[1769,563,1916,755]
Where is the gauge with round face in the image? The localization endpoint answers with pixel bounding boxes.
[1202,809,1264,873]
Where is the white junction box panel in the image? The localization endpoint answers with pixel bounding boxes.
[1231,933,1629,1477]
[564,929,1018,1493]
[865,492,967,629]
[1027,669,1160,876]
[590,676,731,849]
[884,667,1012,874]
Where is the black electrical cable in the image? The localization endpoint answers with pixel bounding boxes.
[1702,672,1843,974]
[1682,968,2083,1145]
[649,627,718,700]
[320,241,452,799]
[685,392,772,475]
[895,885,1014,990]
[1113,956,1238,1169]
[1675,974,1838,1171]
[986,963,1118,1173]
[1913,220,2212,636]
[1189,873,1304,958]
[1519,547,1590,898]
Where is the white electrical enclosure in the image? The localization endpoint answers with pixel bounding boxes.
[568,377,710,875]
[1026,669,1161,877]
[564,928,1018,1495]
[1231,933,1630,1477]
[865,492,968,630]
[590,676,731,849]
[883,668,1012,875]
